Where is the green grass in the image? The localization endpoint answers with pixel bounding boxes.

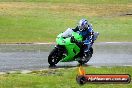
[0,0,132,43]
[0,66,132,88]
[0,0,132,4]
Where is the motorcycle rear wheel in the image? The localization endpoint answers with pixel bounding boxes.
[78,47,93,64]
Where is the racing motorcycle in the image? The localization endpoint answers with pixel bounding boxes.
[48,32,99,66]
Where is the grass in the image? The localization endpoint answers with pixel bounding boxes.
[0,0,132,4]
[0,66,132,88]
[0,0,131,43]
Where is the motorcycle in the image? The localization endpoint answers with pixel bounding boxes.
[48,32,99,66]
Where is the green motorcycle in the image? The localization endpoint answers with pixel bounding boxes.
[48,32,94,66]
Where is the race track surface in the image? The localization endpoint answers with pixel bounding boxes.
[0,42,132,72]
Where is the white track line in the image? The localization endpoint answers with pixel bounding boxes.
[0,42,132,45]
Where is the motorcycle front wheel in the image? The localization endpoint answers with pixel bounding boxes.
[48,46,65,66]
[48,48,59,66]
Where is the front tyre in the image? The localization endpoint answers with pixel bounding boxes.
[48,48,59,66]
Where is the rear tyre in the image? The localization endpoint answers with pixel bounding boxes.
[78,47,93,64]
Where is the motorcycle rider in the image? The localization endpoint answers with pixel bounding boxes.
[61,19,99,59]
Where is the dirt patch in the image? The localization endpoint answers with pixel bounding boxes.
[125,13,132,15]
[119,13,132,16]
[30,69,64,76]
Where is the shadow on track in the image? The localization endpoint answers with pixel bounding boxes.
[48,64,90,69]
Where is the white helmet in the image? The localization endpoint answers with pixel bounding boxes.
[78,19,89,31]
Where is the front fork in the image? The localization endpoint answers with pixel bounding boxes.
[54,45,66,62]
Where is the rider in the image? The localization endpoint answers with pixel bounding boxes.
[61,19,98,58]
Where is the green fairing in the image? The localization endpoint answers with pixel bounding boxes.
[56,32,83,62]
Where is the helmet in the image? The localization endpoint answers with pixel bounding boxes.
[78,19,88,31]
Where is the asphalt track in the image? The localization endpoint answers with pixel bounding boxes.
[0,42,132,72]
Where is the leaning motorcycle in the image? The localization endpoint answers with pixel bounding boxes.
[48,32,99,66]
